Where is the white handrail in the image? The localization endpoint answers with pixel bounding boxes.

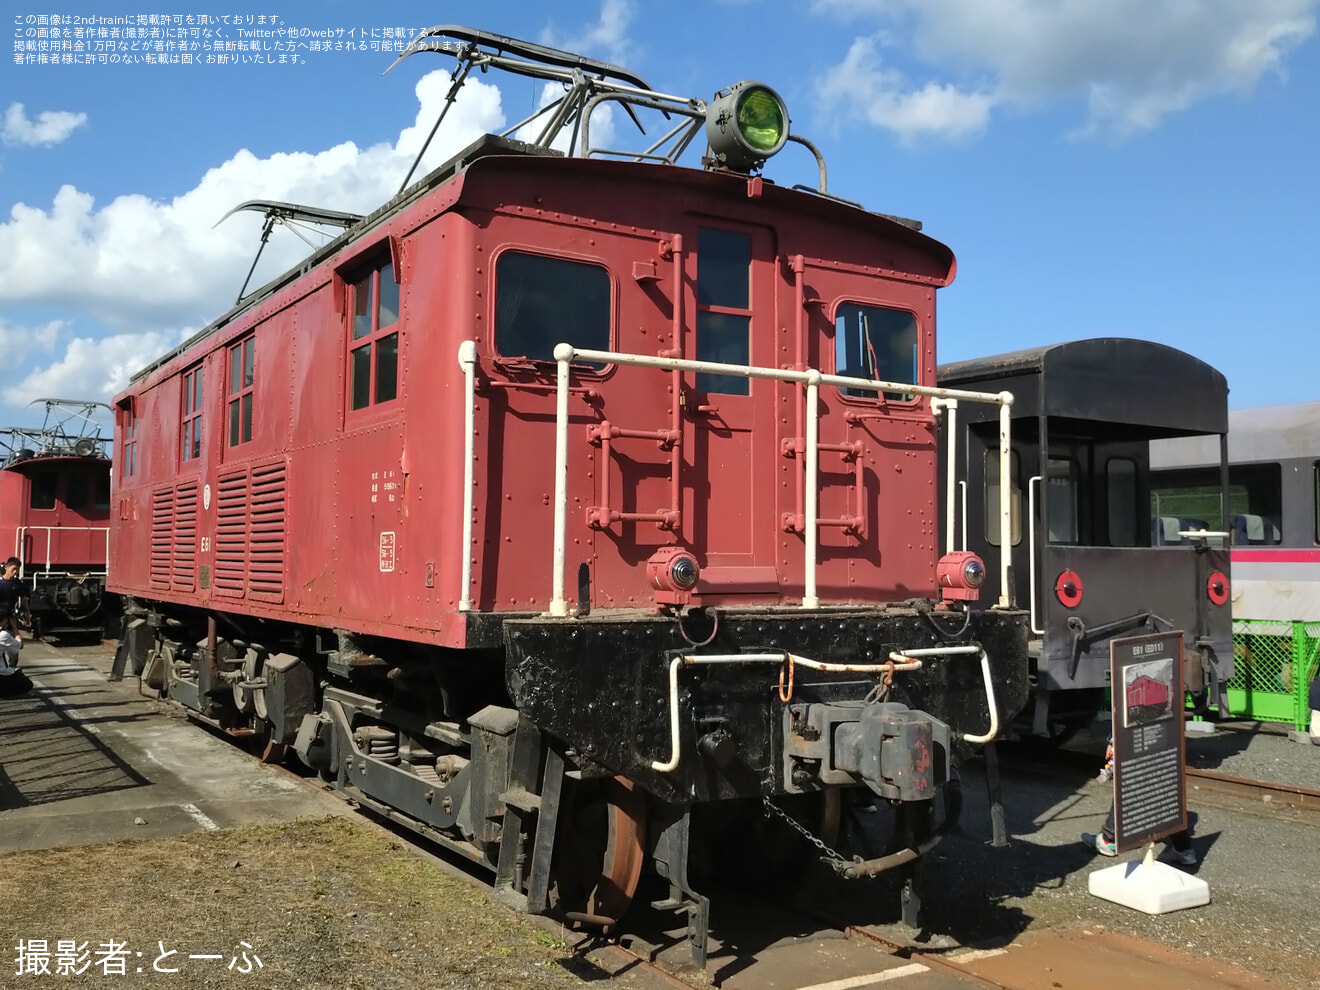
[997,395,1014,607]
[550,343,1014,615]
[14,526,111,578]
[457,341,478,611]
[958,479,967,551]
[803,374,821,608]
[1028,475,1044,634]
[931,397,958,554]
[650,644,994,772]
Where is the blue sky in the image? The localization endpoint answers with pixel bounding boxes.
[2,0,1317,429]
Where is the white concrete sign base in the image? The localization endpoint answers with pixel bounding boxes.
[1088,846,1210,914]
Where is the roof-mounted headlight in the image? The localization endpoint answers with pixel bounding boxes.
[705,80,789,173]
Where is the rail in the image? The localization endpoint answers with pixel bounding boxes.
[14,526,110,578]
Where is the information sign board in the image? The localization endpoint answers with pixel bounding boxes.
[1110,631,1187,852]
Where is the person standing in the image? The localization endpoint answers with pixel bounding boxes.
[0,557,26,639]
[0,557,30,697]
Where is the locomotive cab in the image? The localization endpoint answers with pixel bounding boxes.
[0,402,113,639]
[110,26,1032,963]
[938,339,1233,741]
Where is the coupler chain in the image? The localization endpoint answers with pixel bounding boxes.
[760,796,851,872]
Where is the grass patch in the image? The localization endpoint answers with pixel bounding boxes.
[1,816,588,989]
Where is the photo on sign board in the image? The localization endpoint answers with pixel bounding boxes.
[1122,658,1175,729]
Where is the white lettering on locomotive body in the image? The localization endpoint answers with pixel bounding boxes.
[379,532,396,572]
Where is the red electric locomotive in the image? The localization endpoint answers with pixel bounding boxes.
[110,27,1030,960]
[0,400,114,639]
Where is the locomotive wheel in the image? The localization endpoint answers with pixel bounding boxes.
[551,776,645,930]
[247,721,287,764]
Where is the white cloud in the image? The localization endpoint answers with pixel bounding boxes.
[540,0,637,67]
[0,316,64,366]
[0,72,505,335]
[2,102,88,147]
[0,71,505,411]
[818,36,996,142]
[3,329,184,408]
[815,0,1316,138]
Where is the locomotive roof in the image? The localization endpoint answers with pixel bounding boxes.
[129,133,955,387]
[937,337,1228,439]
[1150,400,1320,469]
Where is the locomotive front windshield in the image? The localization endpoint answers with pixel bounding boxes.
[834,303,917,400]
[494,251,611,364]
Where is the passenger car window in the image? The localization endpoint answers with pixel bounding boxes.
[984,448,1022,546]
[834,304,918,400]
[1047,457,1079,544]
[1106,458,1139,547]
[494,252,610,364]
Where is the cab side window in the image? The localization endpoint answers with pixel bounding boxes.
[494,252,610,364]
[181,365,203,462]
[349,259,400,411]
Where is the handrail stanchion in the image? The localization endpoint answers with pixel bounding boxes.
[536,346,1010,612]
[803,372,821,609]
[1028,476,1043,634]
[457,341,478,611]
[932,398,958,554]
[550,344,574,616]
[998,392,1014,608]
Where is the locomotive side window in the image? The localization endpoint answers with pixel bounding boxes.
[30,471,56,510]
[1106,458,1139,547]
[695,228,751,395]
[122,406,139,479]
[181,365,204,462]
[65,473,90,510]
[349,259,400,411]
[228,334,255,447]
[984,448,1022,546]
[834,304,918,400]
[94,473,111,511]
[494,252,610,365]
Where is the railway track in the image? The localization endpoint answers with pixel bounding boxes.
[1185,767,1320,821]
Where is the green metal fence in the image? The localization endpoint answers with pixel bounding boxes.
[1222,620,1320,730]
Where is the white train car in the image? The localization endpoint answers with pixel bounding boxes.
[1150,401,1319,623]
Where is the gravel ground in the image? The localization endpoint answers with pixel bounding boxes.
[804,747,1320,990]
[0,817,603,990]
[1186,721,1320,790]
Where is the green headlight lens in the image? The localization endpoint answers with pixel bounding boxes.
[737,89,784,152]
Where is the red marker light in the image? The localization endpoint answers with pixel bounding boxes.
[1055,570,1084,608]
[1207,571,1229,607]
